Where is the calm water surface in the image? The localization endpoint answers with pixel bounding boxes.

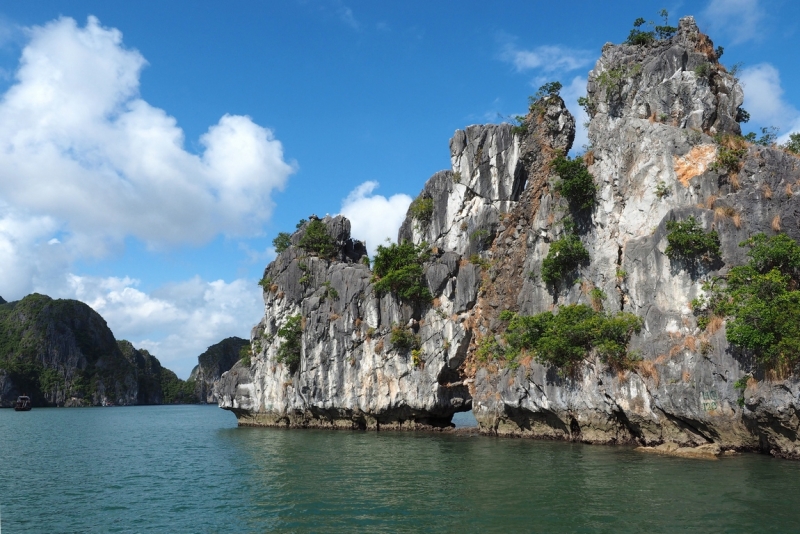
[1,406,799,532]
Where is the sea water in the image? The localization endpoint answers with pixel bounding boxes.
[1,405,799,533]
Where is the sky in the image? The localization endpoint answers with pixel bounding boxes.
[0,0,799,378]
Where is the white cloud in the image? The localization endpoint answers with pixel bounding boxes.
[339,181,412,257]
[64,274,262,378]
[702,0,764,44]
[501,42,592,74]
[738,63,800,142]
[0,15,294,298]
[336,2,359,30]
[0,16,293,255]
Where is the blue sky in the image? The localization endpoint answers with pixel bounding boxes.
[0,0,798,377]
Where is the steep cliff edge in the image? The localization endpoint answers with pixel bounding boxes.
[217,215,475,428]
[220,17,800,458]
[218,82,576,428]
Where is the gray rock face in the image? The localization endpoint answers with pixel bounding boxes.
[189,336,249,403]
[587,16,742,136]
[220,17,800,458]
[398,97,574,257]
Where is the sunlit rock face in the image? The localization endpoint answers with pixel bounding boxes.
[220,17,800,459]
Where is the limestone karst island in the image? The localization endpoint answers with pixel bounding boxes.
[215,17,800,460]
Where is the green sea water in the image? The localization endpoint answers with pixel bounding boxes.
[1,405,799,533]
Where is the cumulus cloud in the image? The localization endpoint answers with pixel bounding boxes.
[702,0,764,44]
[339,181,412,257]
[0,203,70,296]
[65,274,263,378]
[0,16,294,298]
[738,63,800,142]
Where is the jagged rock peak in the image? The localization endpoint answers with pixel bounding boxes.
[288,214,368,264]
[587,15,743,136]
[398,96,574,255]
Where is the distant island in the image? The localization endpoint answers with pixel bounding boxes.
[0,292,247,407]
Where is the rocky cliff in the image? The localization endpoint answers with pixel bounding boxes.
[219,17,800,458]
[189,336,249,403]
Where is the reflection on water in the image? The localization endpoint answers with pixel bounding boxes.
[1,406,799,532]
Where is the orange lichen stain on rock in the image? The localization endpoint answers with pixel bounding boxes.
[673,144,717,186]
[706,315,724,335]
[637,360,659,386]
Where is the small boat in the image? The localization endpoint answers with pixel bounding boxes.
[14,395,32,411]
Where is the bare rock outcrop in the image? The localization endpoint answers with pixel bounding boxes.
[467,17,800,458]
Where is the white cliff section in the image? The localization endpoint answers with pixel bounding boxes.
[405,125,522,256]
[474,17,792,452]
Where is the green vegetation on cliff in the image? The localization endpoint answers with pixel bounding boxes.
[541,232,590,285]
[408,196,434,228]
[695,233,800,371]
[272,232,292,253]
[371,241,432,302]
[552,155,596,211]
[0,294,127,406]
[486,306,642,375]
[277,315,303,373]
[624,11,677,46]
[160,369,197,404]
[665,216,721,262]
[299,219,337,258]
